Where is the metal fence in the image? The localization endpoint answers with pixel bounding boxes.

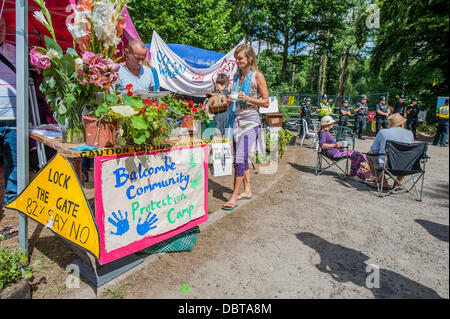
[275,92,390,130]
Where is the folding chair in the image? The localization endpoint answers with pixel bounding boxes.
[366,140,429,201]
[300,119,319,150]
[332,125,356,151]
[315,141,350,180]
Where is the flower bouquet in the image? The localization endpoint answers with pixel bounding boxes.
[30,0,129,143]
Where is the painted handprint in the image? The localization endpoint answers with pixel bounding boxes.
[108,210,129,236]
[136,212,158,236]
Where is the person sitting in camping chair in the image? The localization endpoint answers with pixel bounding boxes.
[366,113,414,190]
[318,116,367,181]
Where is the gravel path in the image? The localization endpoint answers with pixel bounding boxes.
[96,137,448,299]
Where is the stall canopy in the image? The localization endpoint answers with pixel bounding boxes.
[145,43,225,69]
[1,0,142,51]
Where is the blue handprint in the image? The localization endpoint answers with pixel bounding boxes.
[108,210,129,236]
[136,212,158,236]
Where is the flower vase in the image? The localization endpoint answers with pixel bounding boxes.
[83,114,117,148]
[61,117,85,144]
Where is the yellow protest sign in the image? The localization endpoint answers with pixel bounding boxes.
[7,155,100,259]
[288,96,295,105]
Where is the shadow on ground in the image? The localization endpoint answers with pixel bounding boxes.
[296,232,443,299]
[415,219,449,243]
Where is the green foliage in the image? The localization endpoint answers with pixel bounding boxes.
[0,248,33,290]
[128,0,242,52]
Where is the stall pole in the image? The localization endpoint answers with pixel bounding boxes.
[16,0,29,254]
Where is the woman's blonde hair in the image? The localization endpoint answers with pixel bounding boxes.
[234,43,259,72]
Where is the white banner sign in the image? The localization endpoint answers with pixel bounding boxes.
[150,31,243,97]
[94,145,209,264]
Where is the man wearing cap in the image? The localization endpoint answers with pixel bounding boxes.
[299,97,313,138]
[316,94,333,122]
[392,94,407,117]
[366,113,414,188]
[353,94,369,140]
[375,96,390,135]
[433,98,449,147]
[406,97,420,139]
[339,99,351,127]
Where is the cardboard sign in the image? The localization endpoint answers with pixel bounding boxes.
[7,155,100,259]
[212,143,233,177]
[259,97,279,114]
[94,145,209,264]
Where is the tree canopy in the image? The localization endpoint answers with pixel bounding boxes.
[128,0,449,120]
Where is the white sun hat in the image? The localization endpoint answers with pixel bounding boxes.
[321,115,336,126]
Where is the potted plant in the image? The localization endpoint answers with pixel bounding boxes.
[160,95,209,132]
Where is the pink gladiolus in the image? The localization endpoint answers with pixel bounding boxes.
[29,47,51,70]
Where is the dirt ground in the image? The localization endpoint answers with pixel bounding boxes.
[0,132,448,299]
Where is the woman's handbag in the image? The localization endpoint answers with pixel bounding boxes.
[205,86,228,114]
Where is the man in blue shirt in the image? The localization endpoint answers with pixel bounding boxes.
[366,113,413,188]
[115,39,155,94]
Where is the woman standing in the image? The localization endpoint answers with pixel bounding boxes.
[223,44,269,210]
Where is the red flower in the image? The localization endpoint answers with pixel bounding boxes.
[153,101,159,108]
[104,83,110,91]
[144,99,151,106]
[160,103,168,109]
[127,91,133,96]
[125,84,133,91]
[140,108,146,115]
[183,100,188,104]
[191,107,198,113]
[189,100,194,107]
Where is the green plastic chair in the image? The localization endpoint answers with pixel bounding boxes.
[332,126,356,151]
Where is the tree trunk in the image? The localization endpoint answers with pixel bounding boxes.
[291,47,297,90]
[338,50,350,98]
[320,53,328,94]
[347,58,355,95]
[309,42,317,91]
[281,32,290,83]
[317,54,324,94]
[257,39,261,63]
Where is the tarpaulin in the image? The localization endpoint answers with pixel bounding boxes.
[146,43,225,69]
[149,30,243,97]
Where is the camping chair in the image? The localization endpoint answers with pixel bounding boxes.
[332,125,355,151]
[365,140,429,201]
[315,136,350,180]
[300,119,319,150]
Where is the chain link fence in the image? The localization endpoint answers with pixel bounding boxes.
[275,92,390,131]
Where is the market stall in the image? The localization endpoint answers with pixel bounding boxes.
[6,0,222,285]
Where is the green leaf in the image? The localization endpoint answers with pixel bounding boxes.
[60,53,75,75]
[107,94,119,105]
[131,115,148,130]
[65,47,79,58]
[133,134,147,145]
[44,35,63,58]
[47,77,56,89]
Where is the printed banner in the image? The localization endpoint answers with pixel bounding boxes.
[150,31,244,97]
[6,155,100,259]
[418,111,427,122]
[95,145,209,264]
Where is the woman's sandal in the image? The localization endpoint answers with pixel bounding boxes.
[222,202,238,211]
